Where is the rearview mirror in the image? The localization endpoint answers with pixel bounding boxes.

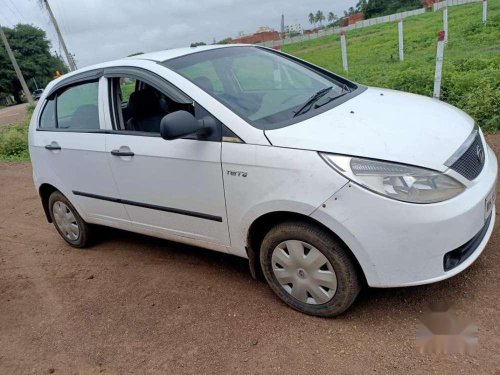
[160,111,203,140]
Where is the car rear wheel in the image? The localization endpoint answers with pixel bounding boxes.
[48,191,91,248]
[260,221,361,317]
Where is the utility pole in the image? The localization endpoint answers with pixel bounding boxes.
[483,0,488,25]
[42,0,77,71]
[281,14,285,39]
[443,6,448,43]
[433,31,446,99]
[340,31,348,72]
[0,25,34,105]
[398,19,404,62]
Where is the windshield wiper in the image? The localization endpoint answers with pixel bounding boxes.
[314,84,353,109]
[293,86,333,118]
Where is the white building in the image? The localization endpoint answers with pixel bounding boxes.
[284,24,303,36]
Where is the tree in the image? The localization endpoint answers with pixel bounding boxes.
[127,52,144,57]
[362,0,421,19]
[356,0,368,14]
[0,24,67,103]
[308,12,315,26]
[344,7,357,17]
[315,10,326,27]
[327,12,338,23]
[216,37,233,45]
[190,42,206,47]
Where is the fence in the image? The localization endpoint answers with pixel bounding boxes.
[258,0,482,48]
[433,0,482,11]
[259,8,425,47]
[0,96,15,106]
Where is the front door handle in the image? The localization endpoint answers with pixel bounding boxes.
[111,149,134,157]
[45,142,61,151]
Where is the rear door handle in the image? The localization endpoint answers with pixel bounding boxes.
[111,149,134,157]
[45,142,61,151]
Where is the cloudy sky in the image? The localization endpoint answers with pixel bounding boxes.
[0,0,356,67]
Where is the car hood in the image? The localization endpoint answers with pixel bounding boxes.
[265,87,474,171]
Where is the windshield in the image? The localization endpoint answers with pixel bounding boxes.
[163,46,359,130]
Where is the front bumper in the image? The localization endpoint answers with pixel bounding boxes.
[311,146,497,287]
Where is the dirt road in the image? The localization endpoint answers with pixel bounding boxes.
[1,135,499,374]
[0,104,28,127]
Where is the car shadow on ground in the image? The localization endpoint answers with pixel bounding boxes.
[91,225,252,279]
[89,225,486,320]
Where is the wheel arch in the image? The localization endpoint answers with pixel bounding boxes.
[246,211,366,284]
[38,183,59,223]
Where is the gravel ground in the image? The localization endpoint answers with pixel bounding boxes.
[0,134,499,374]
[0,104,28,127]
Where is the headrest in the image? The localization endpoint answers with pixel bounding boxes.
[71,104,99,129]
[128,89,161,118]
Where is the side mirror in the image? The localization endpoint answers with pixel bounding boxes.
[160,110,203,140]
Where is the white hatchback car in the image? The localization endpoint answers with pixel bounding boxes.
[29,45,497,317]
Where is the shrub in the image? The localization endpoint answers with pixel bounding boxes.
[26,104,35,115]
[0,123,30,160]
[461,84,500,133]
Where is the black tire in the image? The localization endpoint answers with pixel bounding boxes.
[260,221,361,317]
[48,191,91,248]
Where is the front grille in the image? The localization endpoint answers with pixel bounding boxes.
[446,129,485,180]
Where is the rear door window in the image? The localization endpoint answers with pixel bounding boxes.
[56,81,100,130]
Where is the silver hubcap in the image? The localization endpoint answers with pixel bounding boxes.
[271,240,337,305]
[53,201,80,241]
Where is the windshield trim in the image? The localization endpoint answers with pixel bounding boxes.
[160,45,367,130]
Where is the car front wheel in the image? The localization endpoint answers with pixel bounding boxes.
[260,221,361,317]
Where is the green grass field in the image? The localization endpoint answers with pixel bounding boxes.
[283,0,500,132]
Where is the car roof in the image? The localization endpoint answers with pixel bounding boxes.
[44,44,258,93]
[127,44,251,63]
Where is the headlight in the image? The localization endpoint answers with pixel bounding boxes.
[320,153,465,203]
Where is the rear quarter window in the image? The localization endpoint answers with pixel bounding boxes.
[39,99,56,129]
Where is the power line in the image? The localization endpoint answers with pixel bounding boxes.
[28,0,62,52]
[41,0,77,70]
[1,0,61,61]
[54,0,70,37]
[0,12,9,26]
[40,1,70,63]
[2,2,21,24]
[5,0,28,24]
